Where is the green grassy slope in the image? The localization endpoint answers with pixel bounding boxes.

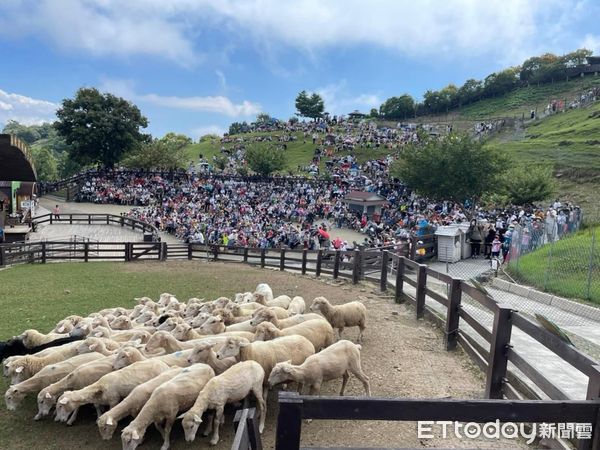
[508,226,600,304]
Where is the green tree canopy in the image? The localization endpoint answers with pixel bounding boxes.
[295,91,325,120]
[502,165,555,205]
[245,146,286,176]
[391,133,508,206]
[54,88,149,168]
[121,135,188,169]
[31,147,58,181]
[379,94,415,120]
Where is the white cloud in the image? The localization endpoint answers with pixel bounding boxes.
[98,77,260,117]
[141,94,261,116]
[0,0,592,68]
[317,80,381,115]
[191,124,227,138]
[0,89,58,126]
[581,34,600,54]
[215,71,227,90]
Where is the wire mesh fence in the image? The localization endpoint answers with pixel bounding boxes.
[507,221,599,304]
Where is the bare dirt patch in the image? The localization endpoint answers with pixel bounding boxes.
[2,260,527,449]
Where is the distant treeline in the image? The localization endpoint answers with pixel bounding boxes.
[376,49,595,119]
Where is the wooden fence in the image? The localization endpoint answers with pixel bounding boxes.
[1,239,599,449]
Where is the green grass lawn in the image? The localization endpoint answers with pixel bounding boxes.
[507,226,600,303]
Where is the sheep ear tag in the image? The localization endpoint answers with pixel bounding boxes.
[59,397,68,405]
[175,351,182,357]
[89,344,97,350]
[45,392,52,399]
[15,366,24,373]
[106,417,114,426]
[58,326,65,333]
[193,414,202,424]
[132,430,139,440]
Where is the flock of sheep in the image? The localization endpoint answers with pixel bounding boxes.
[3,283,371,450]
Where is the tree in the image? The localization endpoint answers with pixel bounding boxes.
[369,108,379,118]
[379,94,415,120]
[32,147,58,181]
[54,87,149,168]
[160,132,192,149]
[390,133,508,207]
[295,91,324,120]
[228,121,248,135]
[255,113,274,125]
[245,146,286,176]
[502,165,555,205]
[121,138,187,169]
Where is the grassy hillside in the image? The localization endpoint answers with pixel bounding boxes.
[486,101,600,216]
[508,226,600,304]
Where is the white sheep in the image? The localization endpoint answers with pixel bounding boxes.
[91,326,152,344]
[249,309,325,329]
[254,319,335,351]
[268,294,292,309]
[190,313,212,328]
[20,329,68,348]
[112,346,192,369]
[36,354,120,420]
[55,359,171,424]
[172,322,254,342]
[121,363,215,450]
[234,292,253,303]
[310,297,367,342]
[254,283,273,302]
[268,339,371,396]
[75,337,122,356]
[199,316,256,334]
[5,341,82,384]
[215,335,315,401]
[287,296,306,315]
[97,367,184,440]
[181,360,266,445]
[4,353,103,411]
[186,342,235,375]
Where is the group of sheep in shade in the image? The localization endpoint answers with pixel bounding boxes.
[3,283,370,450]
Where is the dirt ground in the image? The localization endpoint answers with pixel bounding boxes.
[1,261,528,449]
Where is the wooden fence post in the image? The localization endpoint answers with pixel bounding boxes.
[415,264,427,319]
[120,216,124,227]
[316,250,323,276]
[485,304,513,399]
[187,243,193,260]
[280,249,285,271]
[49,214,53,224]
[580,365,600,450]
[445,279,462,351]
[124,243,131,262]
[333,251,340,279]
[84,242,89,262]
[106,215,109,225]
[0,246,5,267]
[275,393,303,450]
[410,235,419,260]
[69,215,73,225]
[359,245,365,278]
[213,245,219,261]
[244,247,249,263]
[161,242,167,261]
[41,243,46,264]
[301,250,307,275]
[260,249,266,268]
[395,256,405,304]
[352,250,360,284]
[88,214,91,225]
[380,250,389,292]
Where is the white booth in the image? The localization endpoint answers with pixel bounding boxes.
[435,226,462,263]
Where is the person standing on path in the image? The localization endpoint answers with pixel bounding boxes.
[52,204,61,219]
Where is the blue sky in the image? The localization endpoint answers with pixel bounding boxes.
[0,0,599,139]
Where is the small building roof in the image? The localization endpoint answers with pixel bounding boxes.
[0,134,37,181]
[343,191,387,204]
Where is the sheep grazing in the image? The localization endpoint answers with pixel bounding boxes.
[269,340,371,396]
[181,360,266,445]
[121,364,215,450]
[113,346,192,369]
[55,359,171,425]
[288,296,306,315]
[234,292,253,303]
[252,306,290,320]
[36,355,119,420]
[20,329,68,348]
[249,308,324,329]
[186,342,235,375]
[190,313,212,328]
[97,367,184,440]
[310,297,367,342]
[200,316,256,334]
[110,316,134,330]
[91,326,151,344]
[215,335,315,401]
[5,341,83,384]
[268,295,292,309]
[254,283,273,302]
[254,319,335,351]
[76,337,121,356]
[5,353,103,411]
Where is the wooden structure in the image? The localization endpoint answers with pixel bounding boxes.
[343,191,387,219]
